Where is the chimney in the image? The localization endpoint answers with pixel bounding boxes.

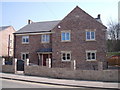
[97,14,101,19]
[28,19,33,24]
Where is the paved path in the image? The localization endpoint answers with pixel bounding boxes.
[0,72,119,89]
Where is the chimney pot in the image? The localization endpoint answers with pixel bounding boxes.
[28,19,33,24]
[98,14,101,19]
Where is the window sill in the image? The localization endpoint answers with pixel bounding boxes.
[22,42,29,44]
[86,40,96,41]
[62,60,71,62]
[61,40,71,42]
[86,60,97,61]
[41,42,50,44]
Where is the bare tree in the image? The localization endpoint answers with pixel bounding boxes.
[107,21,120,40]
[107,21,120,52]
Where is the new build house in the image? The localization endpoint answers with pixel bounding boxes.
[14,6,107,70]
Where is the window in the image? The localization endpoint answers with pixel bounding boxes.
[21,53,29,60]
[86,50,96,61]
[22,36,29,43]
[41,34,50,43]
[86,31,95,40]
[61,51,71,61]
[61,31,70,41]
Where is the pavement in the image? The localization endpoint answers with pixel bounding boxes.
[0,72,119,89]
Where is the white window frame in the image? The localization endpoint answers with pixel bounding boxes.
[21,52,29,60]
[61,31,71,42]
[22,36,29,44]
[61,51,71,62]
[86,31,95,41]
[41,34,50,43]
[86,50,97,61]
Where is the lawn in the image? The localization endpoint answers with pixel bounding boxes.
[107,52,120,57]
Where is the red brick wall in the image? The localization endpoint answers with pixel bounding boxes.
[14,34,52,64]
[51,6,107,70]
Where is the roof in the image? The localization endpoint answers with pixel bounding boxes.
[0,26,11,31]
[37,48,52,53]
[15,20,60,34]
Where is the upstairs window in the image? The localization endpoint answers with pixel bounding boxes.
[22,36,29,44]
[41,34,50,43]
[61,31,71,42]
[86,31,95,41]
[86,50,96,61]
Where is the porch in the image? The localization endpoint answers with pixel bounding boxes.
[37,48,52,66]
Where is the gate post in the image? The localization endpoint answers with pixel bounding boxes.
[98,61,103,70]
[49,58,51,68]
[71,60,76,70]
[2,58,5,65]
[25,59,29,66]
[13,58,17,73]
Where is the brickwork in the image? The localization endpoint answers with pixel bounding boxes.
[51,6,107,70]
[14,34,52,64]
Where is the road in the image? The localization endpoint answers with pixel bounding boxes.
[2,79,108,89]
[2,78,76,88]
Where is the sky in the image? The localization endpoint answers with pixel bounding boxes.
[0,0,120,31]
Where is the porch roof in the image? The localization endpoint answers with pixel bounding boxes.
[37,48,52,53]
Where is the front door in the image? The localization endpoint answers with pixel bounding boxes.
[43,54,48,66]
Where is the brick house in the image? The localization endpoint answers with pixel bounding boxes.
[0,26,15,57]
[14,6,107,70]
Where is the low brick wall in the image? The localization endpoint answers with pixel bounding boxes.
[2,65,15,73]
[24,65,119,82]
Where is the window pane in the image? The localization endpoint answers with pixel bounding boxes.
[46,35,50,42]
[91,53,95,59]
[22,54,25,60]
[67,53,70,59]
[86,32,90,39]
[42,35,45,42]
[63,53,66,60]
[23,38,26,42]
[26,54,29,59]
[87,52,91,60]
[26,38,29,42]
[66,32,70,40]
[62,33,65,41]
[91,32,95,39]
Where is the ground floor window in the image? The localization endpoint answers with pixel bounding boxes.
[86,50,96,61]
[21,52,29,60]
[61,51,71,61]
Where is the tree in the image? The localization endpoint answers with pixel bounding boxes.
[107,21,120,40]
[107,21,120,52]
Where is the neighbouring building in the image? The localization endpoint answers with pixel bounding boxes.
[0,26,15,57]
[14,6,107,70]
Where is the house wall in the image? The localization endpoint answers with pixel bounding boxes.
[52,6,107,70]
[0,26,15,57]
[14,34,52,64]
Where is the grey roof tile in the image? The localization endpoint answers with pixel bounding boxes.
[0,26,10,31]
[15,20,60,34]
